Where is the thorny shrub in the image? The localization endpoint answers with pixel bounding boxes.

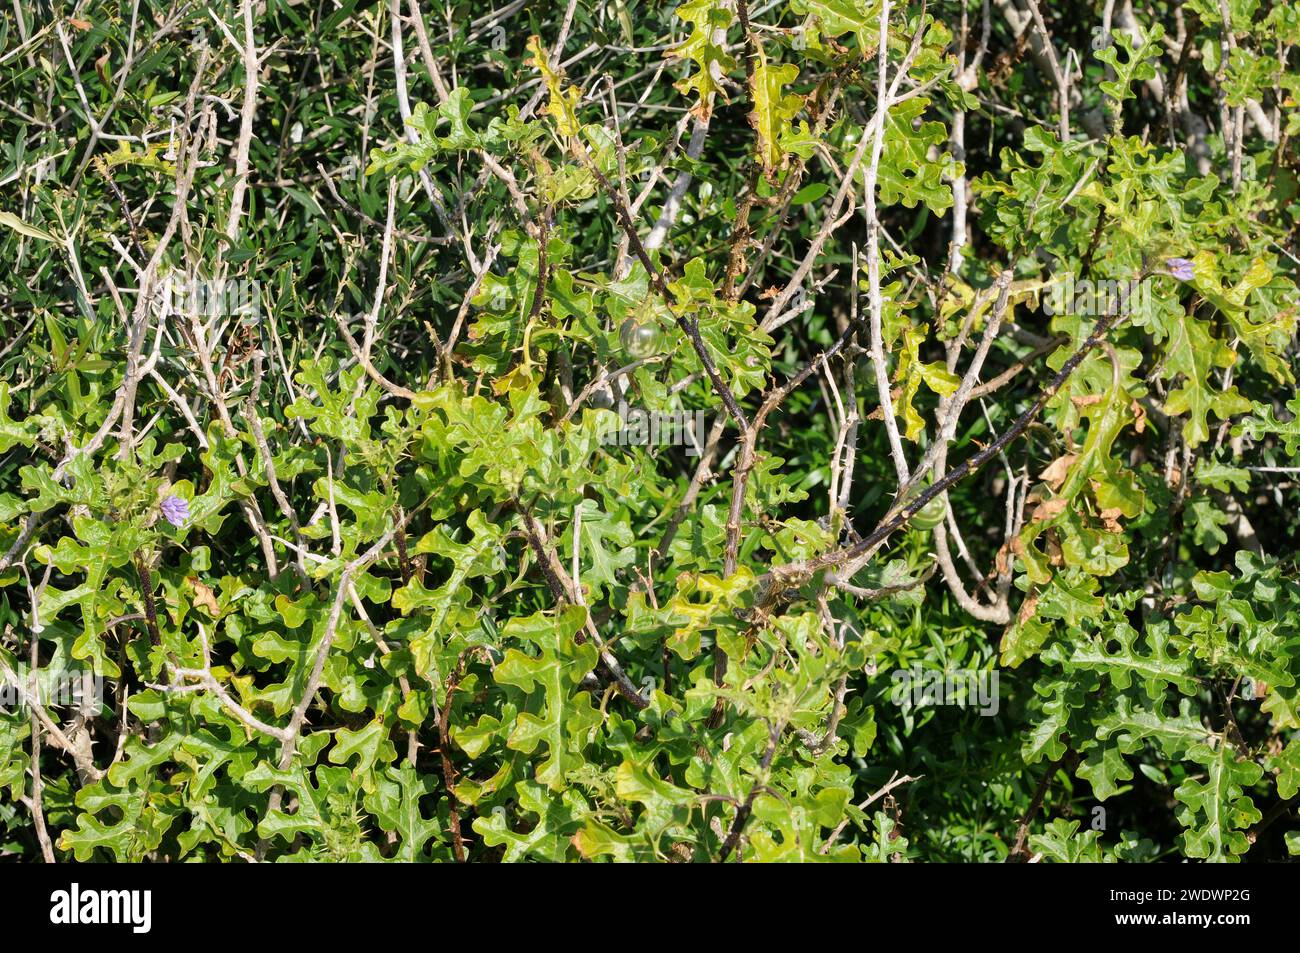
[1,0,1299,862]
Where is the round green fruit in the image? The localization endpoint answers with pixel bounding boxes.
[619,318,663,358]
[910,493,948,530]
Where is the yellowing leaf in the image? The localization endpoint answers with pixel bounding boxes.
[748,49,803,175]
[527,35,581,137]
[893,326,959,442]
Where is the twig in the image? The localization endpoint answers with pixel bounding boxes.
[577,146,751,433]
[224,0,260,242]
[771,270,1145,589]
[1007,751,1076,861]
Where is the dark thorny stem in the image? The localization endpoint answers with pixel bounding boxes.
[93,156,148,264]
[717,721,782,862]
[133,551,162,648]
[579,151,752,432]
[778,268,1148,586]
[1007,750,1077,861]
[395,520,413,586]
[527,204,552,325]
[438,650,472,862]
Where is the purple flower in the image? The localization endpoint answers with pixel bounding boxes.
[1166,257,1195,281]
[160,495,189,528]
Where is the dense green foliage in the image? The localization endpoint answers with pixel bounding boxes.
[1,0,1299,862]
